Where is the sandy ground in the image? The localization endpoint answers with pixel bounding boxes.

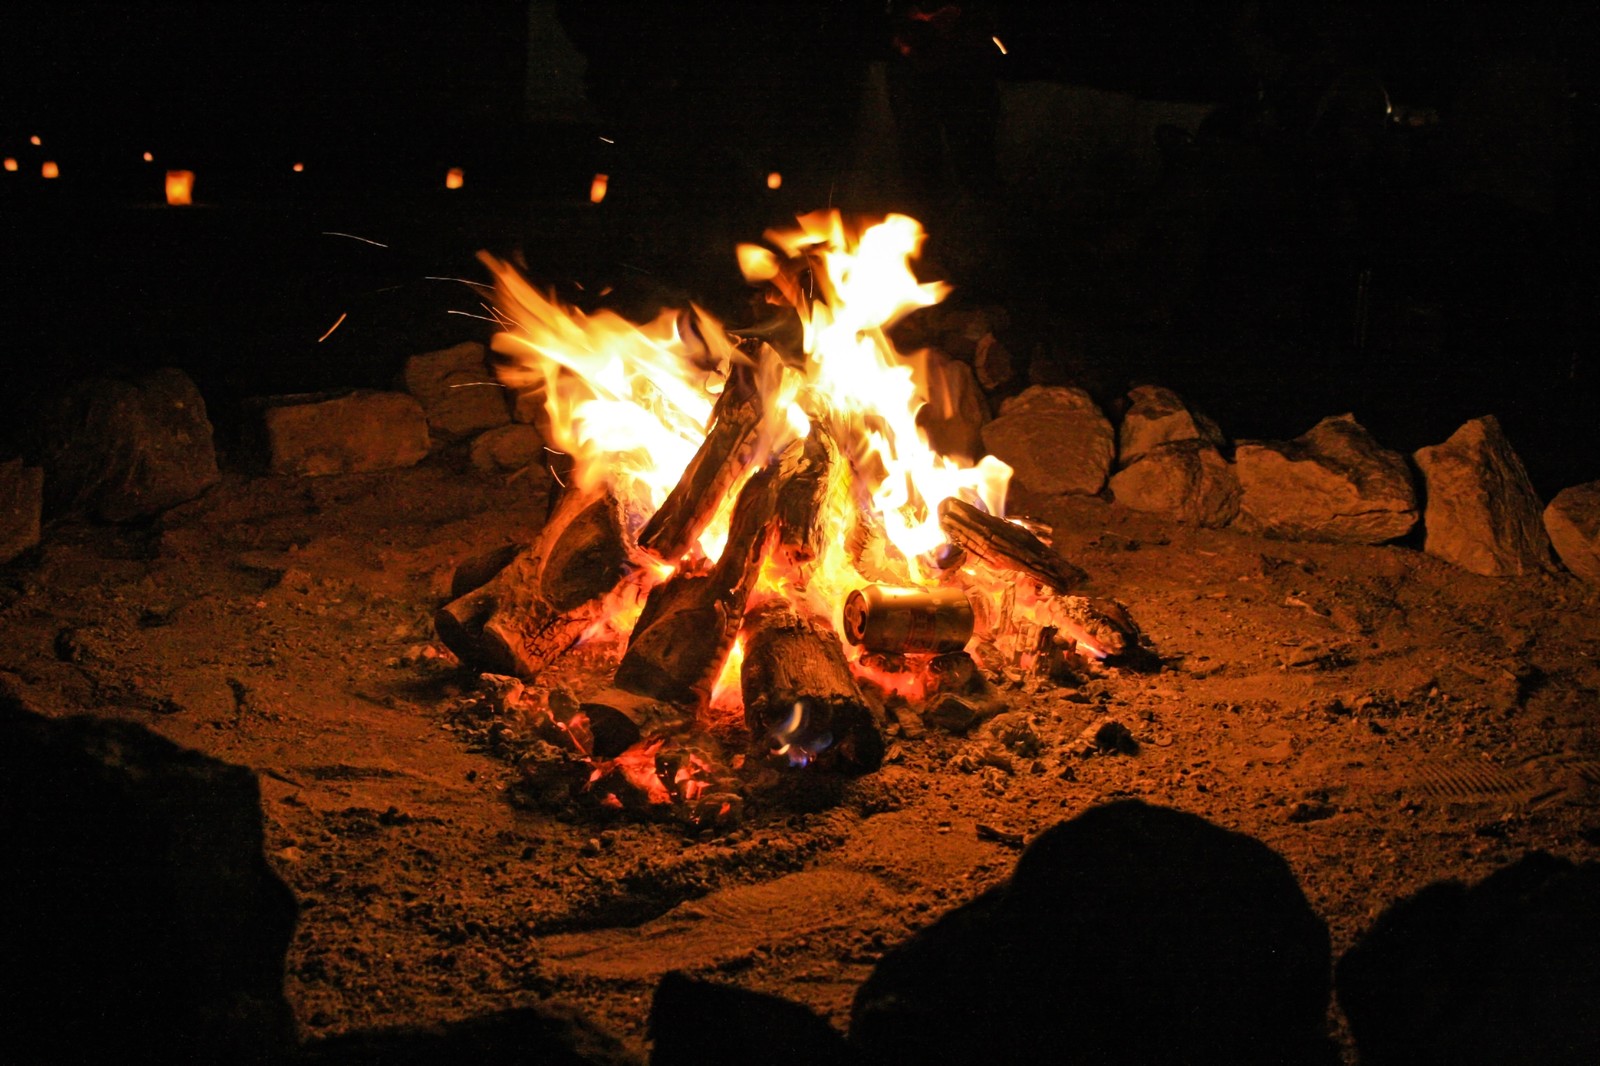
[4,455,1598,1059]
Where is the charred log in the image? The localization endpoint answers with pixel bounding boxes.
[1037,595,1142,661]
[773,427,838,570]
[614,462,782,705]
[577,687,695,761]
[637,368,765,563]
[434,486,632,678]
[740,600,885,772]
[448,542,527,600]
[937,497,1087,593]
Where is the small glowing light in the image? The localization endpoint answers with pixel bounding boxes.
[589,172,608,204]
[291,161,304,173]
[41,160,59,179]
[445,166,465,189]
[142,151,154,163]
[317,311,348,343]
[992,35,1007,55]
[598,135,615,144]
[29,135,42,147]
[766,170,782,190]
[165,169,195,206]
[2,158,16,173]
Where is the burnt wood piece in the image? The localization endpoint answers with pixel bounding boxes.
[773,426,838,569]
[740,600,885,772]
[577,687,694,760]
[434,486,632,678]
[448,542,528,600]
[1038,595,1141,660]
[637,368,765,562]
[937,497,1087,593]
[613,461,782,705]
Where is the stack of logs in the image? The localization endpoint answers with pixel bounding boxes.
[435,364,1139,773]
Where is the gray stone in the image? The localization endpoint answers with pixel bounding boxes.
[470,423,547,474]
[981,385,1114,496]
[916,353,990,463]
[1,459,44,563]
[402,341,510,442]
[1118,385,1225,468]
[250,390,429,477]
[1234,414,1418,543]
[39,368,219,521]
[1543,481,1600,583]
[1109,440,1240,527]
[1414,416,1554,576]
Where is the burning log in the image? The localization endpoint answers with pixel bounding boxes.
[1036,594,1142,661]
[578,687,694,760]
[773,426,838,569]
[740,600,885,772]
[614,460,783,704]
[937,497,1087,593]
[843,585,975,655]
[637,367,765,562]
[434,486,633,678]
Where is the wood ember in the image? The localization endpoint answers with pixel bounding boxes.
[434,486,633,678]
[578,687,695,761]
[614,461,782,704]
[636,367,765,563]
[739,600,885,772]
[1035,595,1141,660]
[938,497,1087,593]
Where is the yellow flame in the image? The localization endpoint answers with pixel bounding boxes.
[165,170,194,206]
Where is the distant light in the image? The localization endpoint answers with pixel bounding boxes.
[2,158,16,173]
[589,172,608,204]
[29,135,42,147]
[165,169,195,206]
[142,151,154,163]
[992,36,1007,55]
[766,170,782,190]
[41,160,59,179]
[445,166,465,190]
[292,162,305,173]
[598,135,615,144]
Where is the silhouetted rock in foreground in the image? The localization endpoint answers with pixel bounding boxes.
[1337,852,1600,1066]
[650,971,852,1066]
[0,695,298,1065]
[298,1006,638,1066]
[850,800,1336,1065]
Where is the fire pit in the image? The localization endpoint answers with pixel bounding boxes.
[433,211,1142,819]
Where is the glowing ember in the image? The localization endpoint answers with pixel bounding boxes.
[589,173,609,204]
[766,171,782,190]
[40,161,59,179]
[445,166,465,190]
[2,158,16,173]
[165,169,194,206]
[142,151,154,163]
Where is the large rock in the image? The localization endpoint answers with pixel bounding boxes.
[1,458,44,564]
[1118,384,1224,468]
[1544,481,1600,584]
[850,801,1335,1065]
[39,367,219,521]
[402,341,510,442]
[248,390,430,477]
[1235,414,1418,543]
[470,423,547,474]
[1109,439,1241,527]
[980,385,1114,495]
[1337,853,1600,1066]
[2,696,298,1064]
[916,353,990,463]
[1413,416,1553,576]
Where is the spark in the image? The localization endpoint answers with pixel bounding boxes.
[598,136,615,144]
[321,231,389,248]
[317,312,348,342]
[992,36,1007,55]
[424,275,494,290]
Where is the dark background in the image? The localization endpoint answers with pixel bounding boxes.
[1,1,1595,495]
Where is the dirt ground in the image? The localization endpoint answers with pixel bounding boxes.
[4,454,1598,1060]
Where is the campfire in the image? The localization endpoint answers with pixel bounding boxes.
[434,211,1142,819]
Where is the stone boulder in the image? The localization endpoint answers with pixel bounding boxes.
[401,341,511,443]
[2,695,298,1064]
[247,390,430,477]
[1413,416,1553,576]
[916,353,989,463]
[1,458,44,564]
[980,385,1114,496]
[38,367,219,521]
[1543,481,1600,584]
[1109,440,1240,527]
[1118,385,1225,468]
[470,423,547,474]
[1234,414,1418,543]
